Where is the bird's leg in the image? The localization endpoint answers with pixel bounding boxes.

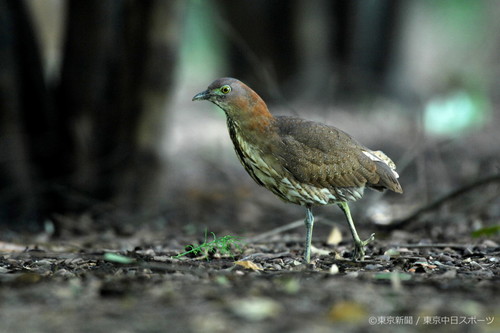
[303,205,314,263]
[337,202,374,261]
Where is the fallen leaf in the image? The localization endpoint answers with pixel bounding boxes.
[231,297,282,321]
[311,245,330,256]
[327,227,343,245]
[413,262,437,270]
[103,253,135,264]
[234,260,263,271]
[328,301,367,322]
[383,248,401,257]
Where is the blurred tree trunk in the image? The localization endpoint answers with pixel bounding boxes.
[0,0,47,228]
[219,0,297,101]
[56,0,118,210]
[56,0,183,220]
[112,0,182,212]
[0,0,182,230]
[219,0,401,102]
[340,0,402,97]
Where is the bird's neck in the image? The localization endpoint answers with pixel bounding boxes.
[228,116,275,155]
[244,102,274,134]
[225,92,275,143]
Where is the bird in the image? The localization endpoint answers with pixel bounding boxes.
[192,78,403,263]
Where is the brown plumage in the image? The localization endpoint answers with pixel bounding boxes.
[193,78,403,262]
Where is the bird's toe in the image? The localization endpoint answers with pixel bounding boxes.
[353,233,375,261]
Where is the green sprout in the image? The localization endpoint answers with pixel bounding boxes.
[471,225,500,238]
[173,230,243,260]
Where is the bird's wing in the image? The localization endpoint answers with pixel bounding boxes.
[275,117,401,193]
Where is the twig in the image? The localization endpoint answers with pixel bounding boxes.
[246,218,307,243]
[247,216,338,243]
[389,243,475,249]
[379,174,500,231]
[240,252,291,261]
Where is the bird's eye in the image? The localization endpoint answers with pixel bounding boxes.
[220,85,231,94]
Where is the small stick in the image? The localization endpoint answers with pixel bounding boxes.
[388,243,474,249]
[247,219,311,243]
[246,217,339,243]
[379,173,500,231]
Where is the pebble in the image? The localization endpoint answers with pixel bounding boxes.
[463,247,474,256]
[469,261,484,270]
[437,254,454,263]
[55,269,76,278]
[153,255,171,262]
[32,259,53,267]
[329,264,339,275]
[481,239,499,247]
[365,264,383,270]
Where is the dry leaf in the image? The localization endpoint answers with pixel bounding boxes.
[311,245,330,256]
[231,297,282,321]
[327,227,343,245]
[235,260,263,271]
[328,301,367,322]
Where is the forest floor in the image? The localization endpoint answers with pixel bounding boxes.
[1,212,499,333]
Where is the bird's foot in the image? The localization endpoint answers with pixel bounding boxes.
[353,233,375,261]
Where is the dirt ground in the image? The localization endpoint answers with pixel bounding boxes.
[1,207,499,333]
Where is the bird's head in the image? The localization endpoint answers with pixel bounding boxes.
[192,78,272,126]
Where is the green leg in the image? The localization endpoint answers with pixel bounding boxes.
[337,202,374,261]
[303,205,314,263]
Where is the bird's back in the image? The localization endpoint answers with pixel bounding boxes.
[274,116,402,197]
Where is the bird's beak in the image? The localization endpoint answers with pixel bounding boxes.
[192,89,211,101]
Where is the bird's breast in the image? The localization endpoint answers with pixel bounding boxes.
[232,131,281,188]
[231,128,364,206]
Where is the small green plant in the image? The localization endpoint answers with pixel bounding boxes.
[173,230,243,260]
[471,225,500,238]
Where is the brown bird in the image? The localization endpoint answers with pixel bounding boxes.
[193,78,402,263]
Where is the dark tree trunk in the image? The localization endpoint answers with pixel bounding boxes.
[56,0,118,210]
[333,0,402,97]
[0,0,48,228]
[55,0,183,216]
[0,0,183,231]
[111,0,183,212]
[219,0,297,101]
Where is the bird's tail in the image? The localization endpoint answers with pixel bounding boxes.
[363,150,403,193]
